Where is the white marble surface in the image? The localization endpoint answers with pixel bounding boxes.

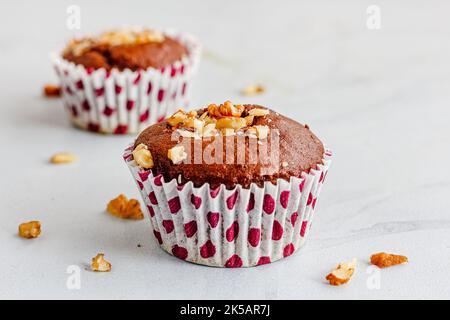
[1,0,449,299]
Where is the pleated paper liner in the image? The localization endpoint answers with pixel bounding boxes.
[124,143,331,267]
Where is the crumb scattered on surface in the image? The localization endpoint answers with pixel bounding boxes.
[43,84,61,97]
[240,85,266,96]
[18,221,41,239]
[50,152,78,164]
[326,258,356,286]
[91,253,112,272]
[107,194,144,220]
[371,252,408,268]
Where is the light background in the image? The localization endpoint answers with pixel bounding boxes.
[1,0,449,299]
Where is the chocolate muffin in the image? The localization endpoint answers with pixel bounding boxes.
[133,102,324,189]
[52,28,201,134]
[125,101,331,267]
[62,29,188,71]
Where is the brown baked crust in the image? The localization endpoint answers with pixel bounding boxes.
[134,105,325,189]
[63,37,187,71]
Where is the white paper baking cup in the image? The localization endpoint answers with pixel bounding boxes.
[124,143,332,267]
[51,29,201,134]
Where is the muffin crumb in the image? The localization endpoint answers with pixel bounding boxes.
[371,252,408,268]
[18,221,41,239]
[326,258,356,286]
[91,253,112,272]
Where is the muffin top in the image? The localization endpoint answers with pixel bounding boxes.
[132,102,325,189]
[62,29,188,71]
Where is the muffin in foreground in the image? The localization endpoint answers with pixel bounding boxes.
[51,27,201,134]
[124,102,332,267]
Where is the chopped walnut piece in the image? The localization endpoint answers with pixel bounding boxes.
[208,101,244,118]
[132,143,154,169]
[325,258,356,286]
[241,85,266,96]
[98,29,164,46]
[168,145,187,164]
[50,152,78,164]
[370,252,408,268]
[184,117,204,132]
[44,84,61,97]
[167,110,188,127]
[91,253,112,272]
[216,117,247,131]
[18,221,41,239]
[107,194,144,220]
[248,108,270,117]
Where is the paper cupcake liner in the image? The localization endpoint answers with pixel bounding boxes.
[124,143,332,267]
[51,29,201,134]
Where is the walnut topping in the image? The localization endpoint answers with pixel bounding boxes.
[370,252,408,268]
[166,103,271,138]
[65,29,165,57]
[248,108,270,117]
[50,152,78,164]
[325,258,356,286]
[216,117,247,131]
[91,253,112,272]
[132,143,154,169]
[18,221,41,239]
[107,194,144,220]
[241,85,266,96]
[184,117,205,132]
[207,101,244,117]
[99,29,164,46]
[167,110,188,127]
[44,84,61,97]
[168,145,187,164]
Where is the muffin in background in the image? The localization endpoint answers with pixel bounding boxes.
[51,27,201,134]
[124,102,332,268]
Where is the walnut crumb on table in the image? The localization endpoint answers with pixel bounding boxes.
[325,258,357,286]
[371,252,408,268]
[43,84,61,97]
[18,221,41,239]
[107,194,144,220]
[91,253,112,272]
